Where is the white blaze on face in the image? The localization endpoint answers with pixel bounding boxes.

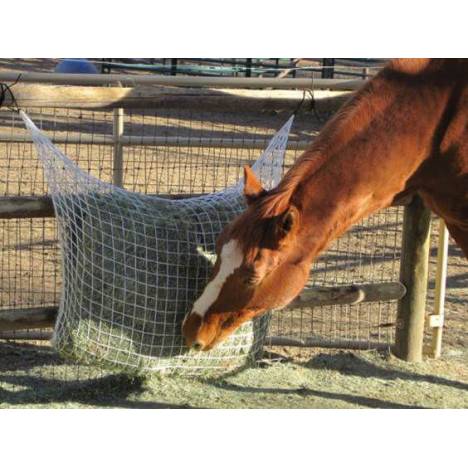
[190,239,243,318]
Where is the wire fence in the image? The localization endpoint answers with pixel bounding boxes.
[97,58,386,79]
[0,103,404,352]
[0,62,465,409]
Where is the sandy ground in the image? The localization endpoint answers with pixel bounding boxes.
[0,59,466,408]
[0,341,466,408]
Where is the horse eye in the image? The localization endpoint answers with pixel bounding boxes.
[222,316,236,329]
[282,214,293,233]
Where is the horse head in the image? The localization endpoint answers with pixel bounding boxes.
[182,165,310,351]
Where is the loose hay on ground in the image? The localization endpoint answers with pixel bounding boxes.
[1,342,467,408]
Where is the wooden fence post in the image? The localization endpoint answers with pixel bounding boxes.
[429,219,449,358]
[112,107,124,187]
[322,58,335,78]
[394,195,432,362]
[170,59,178,76]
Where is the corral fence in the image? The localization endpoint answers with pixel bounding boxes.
[98,58,385,79]
[0,70,447,368]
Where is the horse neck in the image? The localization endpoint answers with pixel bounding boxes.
[284,61,457,261]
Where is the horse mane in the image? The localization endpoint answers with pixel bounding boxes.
[250,83,376,220]
[232,58,454,246]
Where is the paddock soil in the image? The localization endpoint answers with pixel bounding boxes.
[0,341,466,408]
[0,59,466,409]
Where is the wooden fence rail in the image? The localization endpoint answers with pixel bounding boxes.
[0,282,406,333]
[266,336,390,351]
[0,132,314,150]
[0,72,366,90]
[0,330,52,341]
[0,307,57,332]
[0,84,352,112]
[0,193,413,220]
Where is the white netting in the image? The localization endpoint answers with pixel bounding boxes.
[21,111,293,375]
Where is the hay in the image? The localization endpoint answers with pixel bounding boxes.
[22,111,293,376]
[53,190,270,375]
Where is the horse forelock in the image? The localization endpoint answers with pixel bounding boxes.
[230,185,296,255]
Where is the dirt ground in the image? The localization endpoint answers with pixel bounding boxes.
[0,341,466,408]
[0,59,466,408]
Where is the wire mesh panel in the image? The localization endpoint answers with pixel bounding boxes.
[0,217,60,309]
[269,206,403,347]
[0,107,314,314]
[0,103,405,354]
[97,58,386,79]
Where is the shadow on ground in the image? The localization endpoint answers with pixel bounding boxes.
[1,343,467,409]
[306,351,468,392]
[205,379,426,409]
[0,342,193,408]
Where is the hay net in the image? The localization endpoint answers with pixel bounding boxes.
[20,110,293,375]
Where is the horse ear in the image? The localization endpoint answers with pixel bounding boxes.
[243,165,266,205]
[278,205,300,237]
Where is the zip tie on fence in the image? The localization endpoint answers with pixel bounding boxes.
[0,74,22,113]
[288,75,324,123]
[291,75,324,123]
[309,89,324,122]
[291,89,307,117]
[307,74,326,123]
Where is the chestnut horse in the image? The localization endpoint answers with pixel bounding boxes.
[182,58,468,351]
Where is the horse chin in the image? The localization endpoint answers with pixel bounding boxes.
[181,313,203,348]
[197,312,254,351]
[195,321,239,351]
[198,338,220,352]
[183,308,262,351]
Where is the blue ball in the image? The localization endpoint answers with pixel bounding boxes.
[54,59,99,74]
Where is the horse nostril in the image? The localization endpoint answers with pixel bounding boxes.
[192,342,203,351]
[244,275,259,286]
